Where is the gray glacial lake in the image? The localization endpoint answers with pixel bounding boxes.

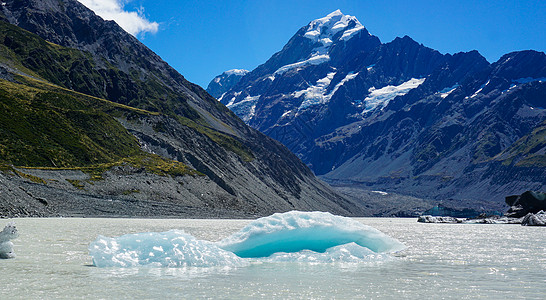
[1,217,545,299]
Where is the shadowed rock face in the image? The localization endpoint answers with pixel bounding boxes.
[0,1,365,218]
[506,191,546,218]
[218,10,546,208]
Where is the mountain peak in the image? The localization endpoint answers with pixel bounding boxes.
[303,10,366,45]
[223,69,249,76]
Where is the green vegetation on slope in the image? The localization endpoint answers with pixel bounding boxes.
[0,77,142,167]
[0,19,253,162]
[496,121,546,167]
[0,75,202,181]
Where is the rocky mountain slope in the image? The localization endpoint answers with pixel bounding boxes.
[216,10,546,210]
[0,0,363,218]
[207,69,249,99]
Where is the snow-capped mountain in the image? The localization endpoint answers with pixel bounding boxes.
[214,10,546,208]
[0,1,364,217]
[207,69,249,99]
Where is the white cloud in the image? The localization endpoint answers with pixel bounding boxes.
[78,0,159,36]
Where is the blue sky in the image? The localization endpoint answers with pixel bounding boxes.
[80,0,546,88]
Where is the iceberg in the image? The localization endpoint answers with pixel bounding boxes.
[265,242,392,263]
[89,211,406,267]
[0,222,19,259]
[217,211,406,258]
[89,230,245,268]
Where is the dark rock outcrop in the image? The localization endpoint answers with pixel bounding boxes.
[505,191,546,218]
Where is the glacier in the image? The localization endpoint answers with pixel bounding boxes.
[89,211,406,267]
[0,222,19,259]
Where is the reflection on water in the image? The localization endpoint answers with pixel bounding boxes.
[1,218,545,299]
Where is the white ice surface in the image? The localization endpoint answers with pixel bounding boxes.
[293,72,359,110]
[363,78,425,112]
[89,230,245,268]
[89,211,406,267]
[0,222,19,259]
[274,54,330,75]
[217,211,406,258]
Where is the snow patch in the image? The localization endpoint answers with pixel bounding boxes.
[225,91,241,106]
[292,72,359,110]
[224,69,249,76]
[304,10,365,46]
[228,95,260,122]
[438,84,460,98]
[275,54,330,75]
[470,80,490,98]
[363,78,425,113]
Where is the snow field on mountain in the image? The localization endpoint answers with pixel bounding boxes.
[362,78,426,113]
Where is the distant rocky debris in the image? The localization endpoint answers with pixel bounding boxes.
[417,215,462,223]
[417,214,524,224]
[418,191,546,226]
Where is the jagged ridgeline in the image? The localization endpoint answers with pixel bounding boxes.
[216,10,546,208]
[0,0,361,218]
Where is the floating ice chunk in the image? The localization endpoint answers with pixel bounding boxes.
[89,230,245,268]
[266,242,392,263]
[0,222,19,259]
[217,211,406,258]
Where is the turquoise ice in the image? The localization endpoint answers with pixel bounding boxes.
[89,211,406,267]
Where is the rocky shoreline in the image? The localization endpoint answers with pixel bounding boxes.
[418,191,546,226]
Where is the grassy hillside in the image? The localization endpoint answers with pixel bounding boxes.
[496,120,546,167]
[0,18,252,169]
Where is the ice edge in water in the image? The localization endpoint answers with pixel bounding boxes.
[89,211,406,268]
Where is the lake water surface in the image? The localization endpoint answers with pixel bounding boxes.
[1,217,544,299]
